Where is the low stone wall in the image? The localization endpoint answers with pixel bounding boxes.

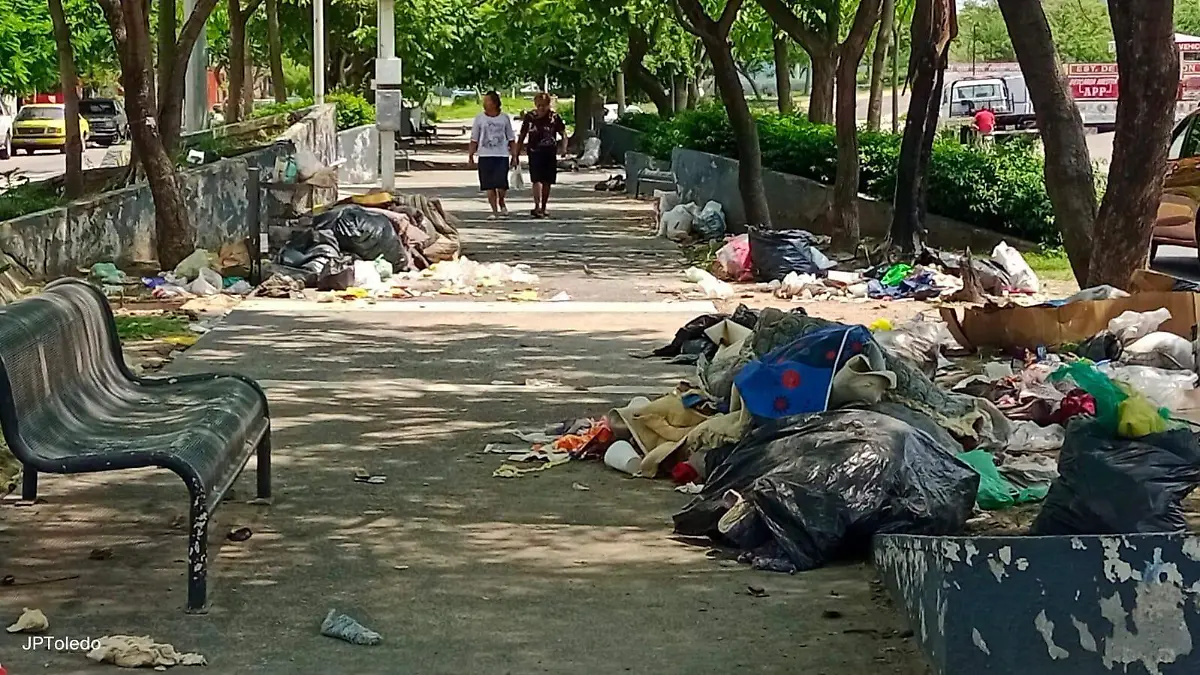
[337,124,379,184]
[624,151,671,197]
[0,104,336,279]
[666,147,1034,251]
[599,124,642,165]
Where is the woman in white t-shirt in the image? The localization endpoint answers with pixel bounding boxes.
[468,92,516,220]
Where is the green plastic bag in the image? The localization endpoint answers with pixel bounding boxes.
[1050,361,1174,438]
[880,263,913,287]
[958,449,1049,510]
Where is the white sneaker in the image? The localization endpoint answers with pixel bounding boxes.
[500,206,509,217]
[487,213,498,221]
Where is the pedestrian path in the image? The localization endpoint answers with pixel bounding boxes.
[0,155,926,674]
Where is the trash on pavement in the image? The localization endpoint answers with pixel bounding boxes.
[1032,421,1200,535]
[958,449,1048,510]
[86,635,207,667]
[683,266,733,300]
[352,467,387,484]
[715,234,752,282]
[603,440,641,475]
[672,410,979,573]
[89,262,128,286]
[991,241,1039,293]
[660,204,698,242]
[748,228,835,280]
[320,609,382,646]
[1107,308,1172,344]
[1120,331,1196,370]
[693,201,727,241]
[6,608,48,633]
[174,249,216,281]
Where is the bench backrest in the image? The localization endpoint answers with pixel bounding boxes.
[0,280,126,460]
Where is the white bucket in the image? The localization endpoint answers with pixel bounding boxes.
[604,440,642,475]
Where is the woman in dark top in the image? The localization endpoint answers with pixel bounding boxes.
[515,92,567,218]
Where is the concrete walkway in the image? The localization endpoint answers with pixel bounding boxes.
[0,164,926,673]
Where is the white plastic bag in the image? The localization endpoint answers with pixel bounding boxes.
[197,267,223,290]
[1099,363,1198,410]
[661,204,697,243]
[1121,331,1196,370]
[579,137,601,167]
[1005,421,1066,454]
[352,260,383,291]
[683,266,733,299]
[509,166,526,191]
[693,201,727,241]
[187,276,219,296]
[1107,308,1172,344]
[991,241,1039,293]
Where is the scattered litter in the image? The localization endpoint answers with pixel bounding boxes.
[715,234,753,281]
[746,585,769,598]
[90,262,129,286]
[320,609,382,646]
[6,608,48,633]
[393,565,410,571]
[86,635,207,668]
[352,467,387,484]
[226,527,253,542]
[693,201,727,241]
[493,458,570,477]
[683,267,733,300]
[991,241,1039,292]
[675,482,704,495]
[525,378,563,388]
[748,228,835,280]
[174,249,215,281]
[89,547,114,561]
[572,482,591,491]
[603,440,641,475]
[508,289,540,302]
[548,291,572,302]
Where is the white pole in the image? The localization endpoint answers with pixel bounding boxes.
[616,70,626,115]
[378,0,395,192]
[183,0,208,131]
[313,0,325,104]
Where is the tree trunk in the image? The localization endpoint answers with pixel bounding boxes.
[774,35,793,114]
[99,0,195,270]
[157,0,176,107]
[827,0,883,249]
[48,0,83,199]
[996,0,1097,283]
[890,0,956,253]
[710,41,772,228]
[1087,0,1179,288]
[737,61,761,99]
[625,25,674,116]
[243,60,254,115]
[267,0,287,102]
[687,78,699,108]
[227,0,246,122]
[674,74,688,111]
[570,83,603,144]
[867,0,895,131]
[891,24,899,133]
[158,0,222,152]
[808,50,836,124]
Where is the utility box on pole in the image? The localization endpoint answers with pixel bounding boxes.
[375,57,403,132]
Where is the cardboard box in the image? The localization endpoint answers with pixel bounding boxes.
[943,271,1200,350]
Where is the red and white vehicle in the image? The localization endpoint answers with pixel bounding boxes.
[941,33,1200,131]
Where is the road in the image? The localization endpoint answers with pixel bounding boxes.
[0,143,125,183]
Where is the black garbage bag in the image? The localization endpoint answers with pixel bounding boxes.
[918,248,1011,294]
[673,410,979,572]
[1031,422,1200,535]
[311,205,407,269]
[749,228,834,280]
[642,304,760,365]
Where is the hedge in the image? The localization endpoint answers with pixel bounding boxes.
[631,108,1057,245]
[252,90,376,132]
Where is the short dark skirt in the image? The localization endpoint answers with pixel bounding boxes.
[528,150,558,185]
[477,156,509,191]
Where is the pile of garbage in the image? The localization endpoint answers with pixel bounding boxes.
[491,276,1200,571]
[272,191,461,291]
[655,192,727,244]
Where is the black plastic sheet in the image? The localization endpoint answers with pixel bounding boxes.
[749,228,832,280]
[673,410,979,572]
[643,305,759,365]
[311,205,407,270]
[1032,421,1200,535]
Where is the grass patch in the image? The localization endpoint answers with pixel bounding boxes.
[1024,247,1076,282]
[115,315,192,341]
[428,96,537,121]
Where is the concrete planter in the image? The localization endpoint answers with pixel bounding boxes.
[669,147,1034,251]
[599,124,642,165]
[875,532,1200,674]
[623,151,671,197]
[0,104,337,280]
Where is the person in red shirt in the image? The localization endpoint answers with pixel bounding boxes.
[974,106,996,135]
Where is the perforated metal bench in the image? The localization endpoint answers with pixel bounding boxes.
[0,279,271,612]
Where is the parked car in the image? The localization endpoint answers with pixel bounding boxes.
[1153,110,1200,261]
[11,104,90,155]
[604,103,643,124]
[79,97,127,145]
[0,99,12,159]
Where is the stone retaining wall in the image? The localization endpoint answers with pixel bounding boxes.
[0,104,336,279]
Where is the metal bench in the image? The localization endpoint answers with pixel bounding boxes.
[634,168,676,198]
[0,279,271,613]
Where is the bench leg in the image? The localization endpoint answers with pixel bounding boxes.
[21,466,36,501]
[186,496,209,614]
[256,432,272,500]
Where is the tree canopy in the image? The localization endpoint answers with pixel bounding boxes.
[0,0,117,95]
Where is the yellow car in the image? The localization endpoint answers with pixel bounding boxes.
[11,104,90,155]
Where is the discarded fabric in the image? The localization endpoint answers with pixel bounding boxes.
[735,324,873,419]
[87,635,207,667]
[321,609,382,646]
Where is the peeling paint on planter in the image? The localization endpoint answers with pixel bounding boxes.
[973,628,990,655]
[1035,610,1070,660]
[1071,615,1097,653]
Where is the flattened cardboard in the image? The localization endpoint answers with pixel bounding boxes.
[943,276,1200,350]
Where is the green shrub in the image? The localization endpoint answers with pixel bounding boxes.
[640,108,1057,244]
[0,181,64,221]
[615,112,663,133]
[250,90,375,131]
[557,100,575,129]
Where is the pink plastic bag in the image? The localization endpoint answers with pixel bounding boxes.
[716,234,753,282]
